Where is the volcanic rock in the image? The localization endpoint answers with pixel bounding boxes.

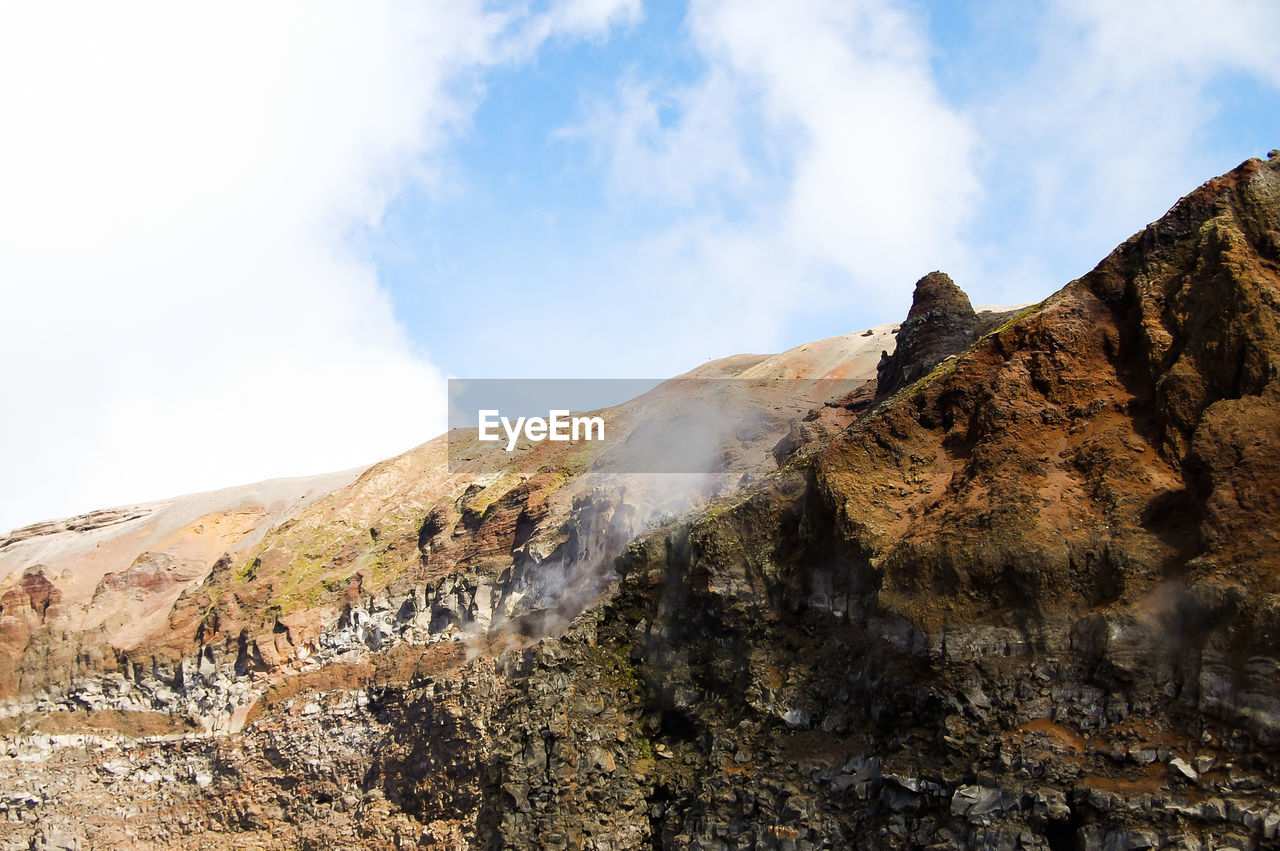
[874,270,1010,401]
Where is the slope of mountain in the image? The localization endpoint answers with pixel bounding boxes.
[0,322,905,733]
[1,154,1278,849]
[0,472,363,706]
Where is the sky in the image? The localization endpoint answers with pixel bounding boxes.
[1,0,1278,531]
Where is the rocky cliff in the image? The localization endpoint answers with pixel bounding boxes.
[2,154,1280,850]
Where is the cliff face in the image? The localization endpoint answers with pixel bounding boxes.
[606,155,1280,848]
[2,156,1280,850]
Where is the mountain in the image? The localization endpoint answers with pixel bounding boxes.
[1,153,1278,849]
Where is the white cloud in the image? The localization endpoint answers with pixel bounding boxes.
[565,0,1280,359]
[966,0,1280,302]
[0,0,636,531]
[566,0,980,350]
[686,0,978,285]
[541,0,643,39]
[1062,0,1280,81]
[567,69,753,206]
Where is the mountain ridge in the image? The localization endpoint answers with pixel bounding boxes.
[1,154,1278,849]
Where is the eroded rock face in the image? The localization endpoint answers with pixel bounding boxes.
[2,156,1280,850]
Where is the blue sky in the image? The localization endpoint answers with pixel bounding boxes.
[1,0,1278,528]
[371,0,1280,379]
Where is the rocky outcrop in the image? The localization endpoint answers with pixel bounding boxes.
[875,271,1013,401]
[0,507,153,550]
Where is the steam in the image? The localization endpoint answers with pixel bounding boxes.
[466,379,862,645]
[481,474,720,640]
